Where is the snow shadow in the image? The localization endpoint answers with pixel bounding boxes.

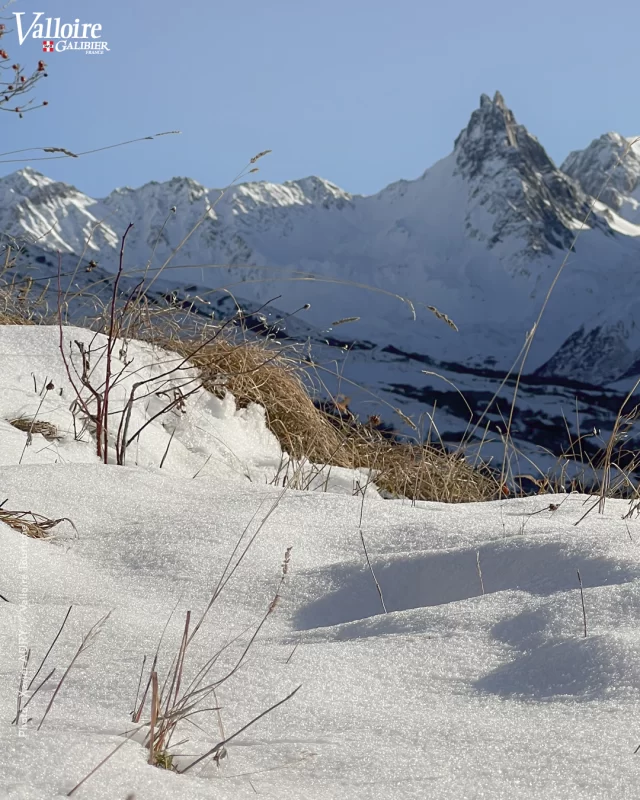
[476,584,640,700]
[295,540,639,630]
[475,634,640,700]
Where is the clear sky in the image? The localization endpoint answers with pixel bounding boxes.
[1,0,639,199]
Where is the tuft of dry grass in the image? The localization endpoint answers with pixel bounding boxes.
[165,333,500,502]
[0,309,34,325]
[0,507,74,539]
[167,334,356,468]
[9,417,59,440]
[346,436,499,503]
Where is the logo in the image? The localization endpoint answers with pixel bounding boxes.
[13,12,110,54]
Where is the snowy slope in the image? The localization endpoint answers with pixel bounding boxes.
[3,326,640,798]
[0,325,375,493]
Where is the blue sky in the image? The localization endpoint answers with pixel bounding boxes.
[1,0,639,198]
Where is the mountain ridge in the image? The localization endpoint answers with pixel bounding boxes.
[3,91,640,465]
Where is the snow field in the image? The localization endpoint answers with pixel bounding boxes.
[2,326,640,798]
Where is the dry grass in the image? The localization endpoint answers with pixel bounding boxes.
[0,507,73,539]
[0,309,34,325]
[9,417,59,440]
[346,436,499,503]
[164,333,500,502]
[168,335,354,465]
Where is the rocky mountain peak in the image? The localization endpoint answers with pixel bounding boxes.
[453,92,594,254]
[456,92,552,179]
[0,166,56,196]
[562,133,640,221]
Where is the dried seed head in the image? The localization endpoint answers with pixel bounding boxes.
[250,149,272,164]
[331,316,360,326]
[427,305,458,331]
[282,546,292,577]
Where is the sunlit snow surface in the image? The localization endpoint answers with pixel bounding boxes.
[2,326,640,799]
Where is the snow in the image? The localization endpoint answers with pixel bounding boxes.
[0,324,377,493]
[3,324,640,798]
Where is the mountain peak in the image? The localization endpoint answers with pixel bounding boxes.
[479,90,507,111]
[455,92,522,167]
[1,166,53,192]
[562,132,640,220]
[452,91,593,255]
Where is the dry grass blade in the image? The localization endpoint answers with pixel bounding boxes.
[178,685,302,774]
[38,610,112,731]
[359,529,387,614]
[67,728,144,796]
[427,305,458,331]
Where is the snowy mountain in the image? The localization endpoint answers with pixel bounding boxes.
[4,91,640,463]
[562,132,640,224]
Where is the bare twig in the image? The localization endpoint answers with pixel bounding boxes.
[577,570,587,638]
[359,529,387,614]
